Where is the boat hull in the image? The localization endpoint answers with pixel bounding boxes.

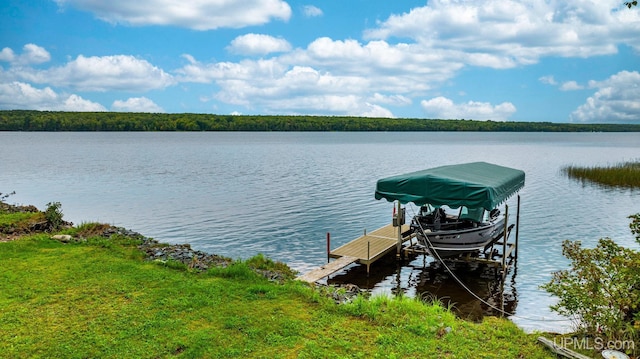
[413,216,506,257]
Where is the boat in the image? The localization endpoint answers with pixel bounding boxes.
[374,162,525,257]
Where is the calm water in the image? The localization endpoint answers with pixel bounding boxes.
[1,131,638,332]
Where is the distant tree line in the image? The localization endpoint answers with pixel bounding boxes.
[1,110,639,132]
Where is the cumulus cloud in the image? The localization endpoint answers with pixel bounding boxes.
[302,5,323,17]
[420,96,516,121]
[112,97,164,112]
[539,75,557,85]
[560,81,584,91]
[0,44,50,65]
[541,76,585,91]
[361,103,394,118]
[0,81,106,111]
[5,54,175,92]
[365,0,639,68]
[54,0,291,30]
[368,93,412,106]
[182,58,395,116]
[227,34,292,56]
[176,35,462,116]
[570,71,640,123]
[173,2,639,117]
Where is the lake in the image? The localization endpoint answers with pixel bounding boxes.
[1,131,638,332]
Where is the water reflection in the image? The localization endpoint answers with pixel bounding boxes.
[328,253,518,321]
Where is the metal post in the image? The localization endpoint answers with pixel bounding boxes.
[326,232,330,264]
[367,241,371,276]
[502,205,508,273]
[396,201,402,259]
[515,195,521,260]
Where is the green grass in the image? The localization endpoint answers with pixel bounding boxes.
[0,233,554,358]
[0,211,43,233]
[562,160,640,188]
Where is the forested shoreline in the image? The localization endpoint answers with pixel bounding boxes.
[1,110,639,132]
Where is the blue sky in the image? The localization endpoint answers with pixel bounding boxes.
[1,0,639,123]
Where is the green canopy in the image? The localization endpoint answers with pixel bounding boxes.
[374,162,525,210]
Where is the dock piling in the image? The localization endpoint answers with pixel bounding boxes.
[502,205,508,273]
[367,241,370,276]
[326,232,330,264]
[515,195,521,260]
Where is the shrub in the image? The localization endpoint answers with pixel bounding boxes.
[44,201,64,230]
[542,214,640,342]
[631,214,640,243]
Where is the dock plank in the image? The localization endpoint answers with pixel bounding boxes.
[330,224,411,264]
[296,256,358,283]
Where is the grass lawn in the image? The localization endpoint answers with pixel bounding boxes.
[0,232,555,358]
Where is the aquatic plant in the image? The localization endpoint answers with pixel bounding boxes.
[562,161,640,188]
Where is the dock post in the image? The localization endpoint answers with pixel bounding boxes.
[367,241,371,276]
[396,201,402,259]
[515,195,521,260]
[326,232,330,264]
[502,205,508,274]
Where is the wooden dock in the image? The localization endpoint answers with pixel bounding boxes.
[296,224,414,283]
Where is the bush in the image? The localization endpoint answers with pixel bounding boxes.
[631,214,640,243]
[542,214,640,342]
[44,201,64,230]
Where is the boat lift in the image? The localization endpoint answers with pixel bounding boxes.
[297,162,524,283]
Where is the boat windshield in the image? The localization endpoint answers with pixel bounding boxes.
[458,206,485,223]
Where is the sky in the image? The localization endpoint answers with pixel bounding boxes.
[1,0,639,123]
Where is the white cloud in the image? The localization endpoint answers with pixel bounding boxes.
[302,5,323,17]
[288,37,462,91]
[364,0,639,68]
[6,54,174,92]
[227,34,292,56]
[162,1,640,118]
[21,44,51,65]
[176,35,460,116]
[369,93,412,106]
[182,58,396,116]
[539,75,557,85]
[559,81,584,91]
[54,0,292,30]
[361,103,394,118]
[420,96,516,121]
[570,71,640,123]
[541,76,585,91]
[0,48,14,62]
[112,97,164,112]
[0,44,50,65]
[0,81,106,111]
